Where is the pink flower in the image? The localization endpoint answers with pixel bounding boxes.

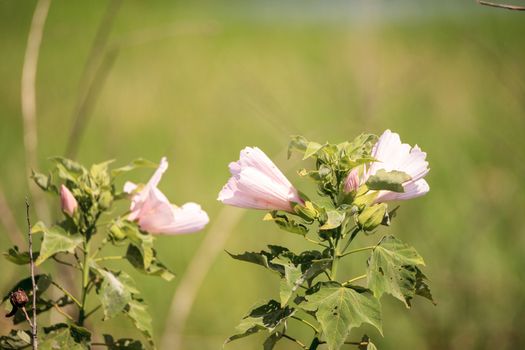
[124,157,209,235]
[346,130,430,202]
[60,185,78,216]
[218,147,303,212]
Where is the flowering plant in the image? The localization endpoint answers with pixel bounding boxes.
[1,157,208,349]
[220,130,434,350]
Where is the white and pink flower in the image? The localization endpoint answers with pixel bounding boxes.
[218,147,303,212]
[345,130,430,202]
[60,185,78,216]
[124,157,209,235]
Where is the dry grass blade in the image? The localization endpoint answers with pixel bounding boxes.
[478,0,525,10]
[21,0,51,222]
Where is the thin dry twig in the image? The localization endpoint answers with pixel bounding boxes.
[25,199,38,350]
[65,0,122,158]
[478,0,525,10]
[21,0,51,223]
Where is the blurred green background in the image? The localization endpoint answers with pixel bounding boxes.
[1,1,525,349]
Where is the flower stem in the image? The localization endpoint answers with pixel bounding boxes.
[282,334,307,349]
[93,255,125,262]
[51,281,82,307]
[342,274,367,286]
[291,315,319,333]
[77,241,91,326]
[339,246,374,258]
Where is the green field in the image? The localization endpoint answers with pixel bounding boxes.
[1,1,525,349]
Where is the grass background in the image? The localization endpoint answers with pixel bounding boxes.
[1,1,525,349]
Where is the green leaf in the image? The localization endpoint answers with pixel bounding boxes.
[366,169,411,193]
[303,141,325,160]
[301,282,382,350]
[126,298,154,347]
[125,245,175,281]
[40,323,91,350]
[49,157,86,182]
[319,209,345,230]
[102,335,146,350]
[366,235,427,307]
[225,300,295,344]
[263,211,308,235]
[288,135,309,159]
[0,330,32,349]
[3,246,39,265]
[413,267,436,306]
[31,171,57,193]
[263,332,283,350]
[112,158,158,177]
[2,275,52,303]
[34,223,83,266]
[95,268,133,320]
[272,256,304,305]
[110,219,154,269]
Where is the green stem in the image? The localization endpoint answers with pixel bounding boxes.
[291,316,319,333]
[51,281,82,307]
[339,246,374,258]
[78,241,91,326]
[329,237,340,281]
[93,255,124,262]
[282,334,307,349]
[340,226,361,254]
[342,274,367,286]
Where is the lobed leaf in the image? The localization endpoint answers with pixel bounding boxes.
[33,223,83,266]
[225,300,295,344]
[301,282,382,350]
[366,235,431,307]
[3,246,39,265]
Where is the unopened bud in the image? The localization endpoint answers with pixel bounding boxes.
[358,203,387,232]
[60,185,78,216]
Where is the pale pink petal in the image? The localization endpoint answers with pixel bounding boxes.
[123,181,138,194]
[60,185,78,216]
[348,130,430,203]
[375,179,430,202]
[218,148,302,212]
[148,203,210,235]
[126,157,208,234]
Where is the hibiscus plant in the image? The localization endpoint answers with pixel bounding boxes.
[1,157,208,349]
[219,130,434,350]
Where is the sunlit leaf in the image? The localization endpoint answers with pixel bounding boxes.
[34,223,83,266]
[111,158,158,177]
[301,282,382,350]
[366,235,428,307]
[366,169,411,193]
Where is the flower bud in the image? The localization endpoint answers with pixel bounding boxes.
[344,168,361,193]
[358,203,387,232]
[60,185,78,216]
[98,191,113,210]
